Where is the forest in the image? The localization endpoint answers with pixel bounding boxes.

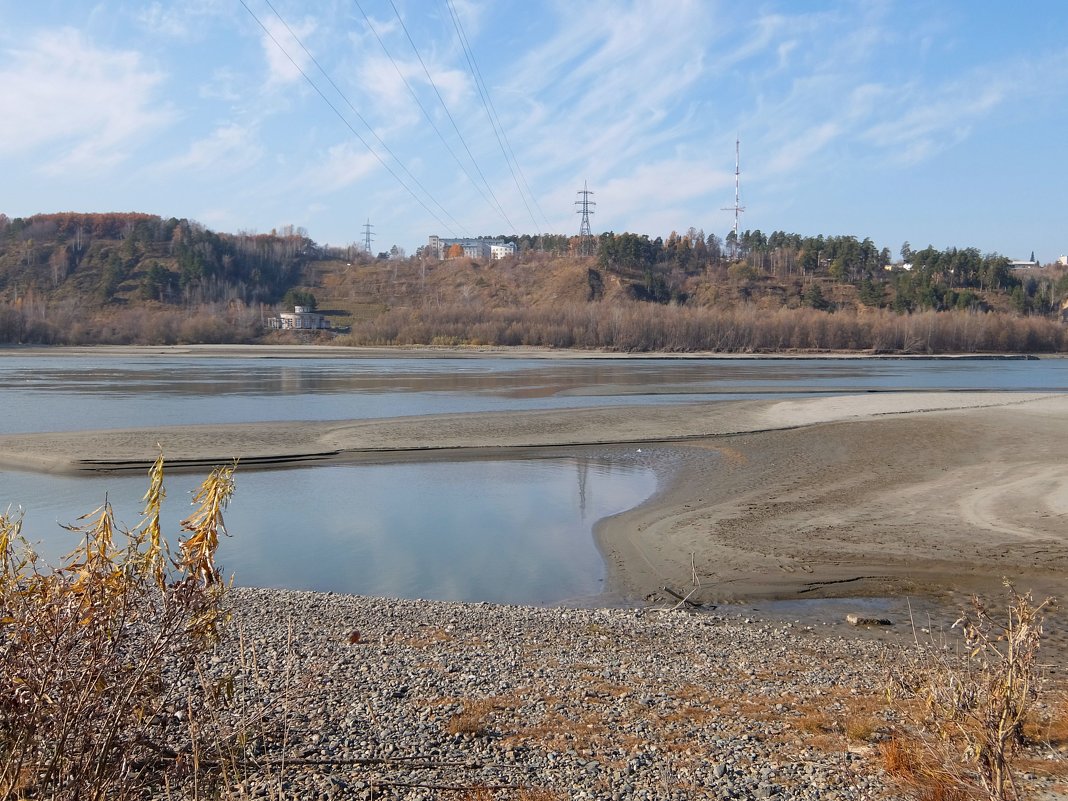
[1,211,1066,352]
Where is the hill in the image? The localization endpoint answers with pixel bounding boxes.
[2,212,1067,352]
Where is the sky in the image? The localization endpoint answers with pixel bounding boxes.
[1,0,1066,262]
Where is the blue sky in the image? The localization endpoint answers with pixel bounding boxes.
[1,0,1066,261]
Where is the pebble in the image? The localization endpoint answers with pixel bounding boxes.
[157,587,1008,800]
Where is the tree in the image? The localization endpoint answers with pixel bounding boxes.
[446,243,464,259]
[803,282,829,310]
[901,241,912,262]
[139,261,172,301]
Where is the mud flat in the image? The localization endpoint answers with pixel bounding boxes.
[3,392,1066,610]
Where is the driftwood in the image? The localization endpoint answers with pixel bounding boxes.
[662,585,704,609]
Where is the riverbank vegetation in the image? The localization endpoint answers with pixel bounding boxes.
[2,212,1066,352]
[0,456,235,799]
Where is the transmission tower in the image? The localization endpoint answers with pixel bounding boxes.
[721,138,745,259]
[362,219,374,254]
[575,181,596,257]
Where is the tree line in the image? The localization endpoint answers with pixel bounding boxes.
[0,213,311,307]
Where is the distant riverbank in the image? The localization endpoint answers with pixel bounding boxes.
[0,342,1058,360]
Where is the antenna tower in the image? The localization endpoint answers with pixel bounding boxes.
[575,181,596,257]
[362,219,374,254]
[720,138,745,259]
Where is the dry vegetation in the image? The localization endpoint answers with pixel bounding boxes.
[4,210,1068,351]
[338,301,1067,353]
[885,586,1059,801]
[0,454,236,800]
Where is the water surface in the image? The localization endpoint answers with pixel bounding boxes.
[3,353,1065,604]
[1,354,1065,434]
[3,456,656,604]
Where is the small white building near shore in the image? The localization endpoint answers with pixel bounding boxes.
[268,305,330,331]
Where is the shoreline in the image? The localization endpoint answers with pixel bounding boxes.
[0,341,1056,360]
[3,392,1066,613]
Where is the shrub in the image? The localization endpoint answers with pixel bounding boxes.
[0,454,235,800]
[887,584,1054,801]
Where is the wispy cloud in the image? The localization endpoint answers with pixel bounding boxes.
[0,28,173,173]
[137,0,230,40]
[299,142,382,193]
[257,13,317,87]
[159,123,264,173]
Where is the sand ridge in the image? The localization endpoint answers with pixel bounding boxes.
[3,391,1067,607]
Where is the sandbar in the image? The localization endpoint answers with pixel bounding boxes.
[2,391,1066,608]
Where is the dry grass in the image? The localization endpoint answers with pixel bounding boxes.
[881,738,980,801]
[1022,688,1068,751]
[340,301,1068,354]
[0,453,236,800]
[446,698,504,737]
[843,715,881,743]
[887,584,1055,801]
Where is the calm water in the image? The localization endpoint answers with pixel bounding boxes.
[0,353,1066,434]
[2,353,1065,603]
[2,457,656,604]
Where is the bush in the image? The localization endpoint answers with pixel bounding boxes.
[0,454,235,800]
[887,584,1055,801]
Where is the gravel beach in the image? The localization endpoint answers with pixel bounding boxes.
[206,588,900,800]
[179,587,1063,801]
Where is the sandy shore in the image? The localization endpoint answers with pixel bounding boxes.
[3,390,1067,611]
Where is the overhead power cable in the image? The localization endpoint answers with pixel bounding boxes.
[260,0,468,237]
[444,0,550,235]
[239,0,462,237]
[353,0,508,233]
[381,0,519,235]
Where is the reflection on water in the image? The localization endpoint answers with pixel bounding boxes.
[1,354,1066,434]
[1,457,657,604]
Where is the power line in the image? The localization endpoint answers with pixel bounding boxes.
[352,0,504,234]
[260,0,468,238]
[444,0,548,235]
[379,0,519,234]
[238,0,461,237]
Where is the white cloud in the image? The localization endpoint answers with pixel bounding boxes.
[160,123,264,173]
[765,122,842,174]
[259,14,317,87]
[0,28,173,172]
[862,78,1009,165]
[300,142,382,193]
[137,0,228,39]
[597,157,732,229]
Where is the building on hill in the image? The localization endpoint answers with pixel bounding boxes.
[267,305,330,331]
[1009,258,1041,269]
[427,235,517,260]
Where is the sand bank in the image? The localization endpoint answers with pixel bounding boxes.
[3,391,1066,607]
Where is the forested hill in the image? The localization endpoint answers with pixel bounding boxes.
[0,212,316,342]
[2,211,1067,352]
[0,212,309,306]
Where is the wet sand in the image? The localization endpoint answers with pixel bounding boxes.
[2,390,1066,615]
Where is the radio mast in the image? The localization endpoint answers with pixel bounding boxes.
[721,138,745,259]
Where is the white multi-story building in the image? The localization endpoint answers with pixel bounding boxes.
[489,242,518,259]
[428,236,517,260]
